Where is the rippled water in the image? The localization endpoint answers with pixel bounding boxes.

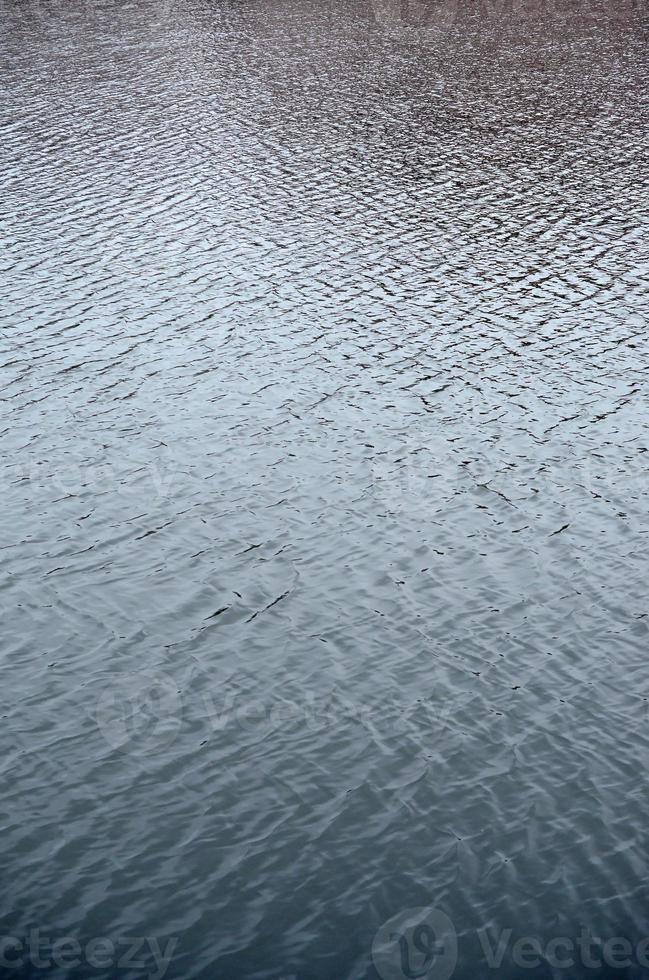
[2,0,649,977]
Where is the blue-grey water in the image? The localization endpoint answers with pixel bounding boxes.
[1,0,649,978]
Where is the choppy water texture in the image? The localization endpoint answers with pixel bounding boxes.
[2,0,649,977]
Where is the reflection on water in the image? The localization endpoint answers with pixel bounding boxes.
[1,0,648,977]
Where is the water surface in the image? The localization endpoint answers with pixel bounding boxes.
[1,0,649,977]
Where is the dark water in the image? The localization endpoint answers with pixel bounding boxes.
[2,0,649,977]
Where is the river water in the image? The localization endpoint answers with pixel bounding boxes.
[1,0,649,978]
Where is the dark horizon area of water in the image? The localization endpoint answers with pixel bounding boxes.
[1,0,648,978]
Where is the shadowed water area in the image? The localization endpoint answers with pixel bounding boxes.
[1,0,649,977]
